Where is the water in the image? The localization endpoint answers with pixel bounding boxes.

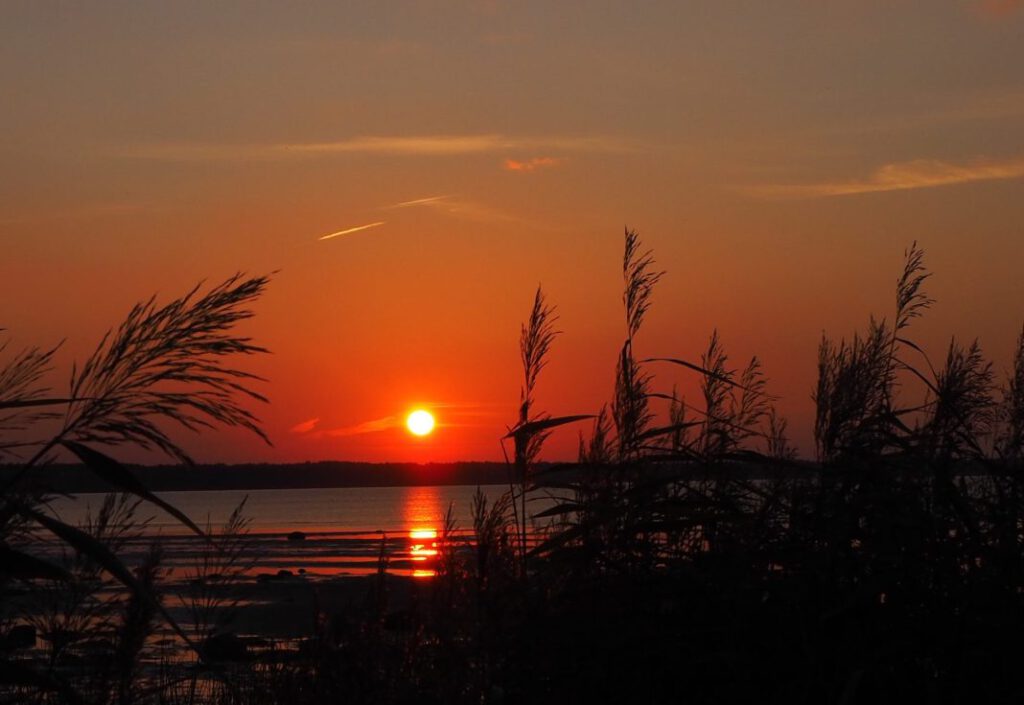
[49,485,509,535]
[43,485,547,579]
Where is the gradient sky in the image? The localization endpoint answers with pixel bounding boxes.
[3,1,1024,463]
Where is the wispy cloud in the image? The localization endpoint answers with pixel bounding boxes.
[504,156,562,172]
[284,134,630,157]
[119,134,635,162]
[289,417,320,434]
[391,193,528,224]
[389,195,454,208]
[286,135,506,156]
[318,221,386,241]
[384,194,518,223]
[319,415,400,438]
[752,155,1024,199]
[296,404,505,441]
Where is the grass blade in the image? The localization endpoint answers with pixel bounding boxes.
[62,440,207,540]
[17,504,198,654]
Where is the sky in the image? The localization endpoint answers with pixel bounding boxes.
[2,1,1024,464]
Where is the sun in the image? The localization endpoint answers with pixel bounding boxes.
[406,409,435,437]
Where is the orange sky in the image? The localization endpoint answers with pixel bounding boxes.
[3,2,1024,463]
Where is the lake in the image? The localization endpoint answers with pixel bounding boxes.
[44,484,552,579]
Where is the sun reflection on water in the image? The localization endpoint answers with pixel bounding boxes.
[404,487,443,578]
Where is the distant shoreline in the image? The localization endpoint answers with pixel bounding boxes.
[1,461,517,493]
[6,459,1003,495]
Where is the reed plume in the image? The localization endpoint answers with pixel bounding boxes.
[0,338,62,458]
[925,338,995,461]
[578,405,614,464]
[612,228,663,460]
[515,286,559,469]
[510,286,558,571]
[0,272,272,701]
[699,331,732,458]
[58,273,272,465]
[998,325,1024,460]
[814,242,935,462]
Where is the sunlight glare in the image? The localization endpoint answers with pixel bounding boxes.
[406,409,436,436]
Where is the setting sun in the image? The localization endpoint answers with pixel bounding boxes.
[406,410,435,437]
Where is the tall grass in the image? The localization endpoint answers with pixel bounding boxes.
[510,286,558,569]
[512,232,1024,702]
[1,273,271,703]
[612,228,662,460]
[8,232,1024,703]
[196,233,1024,702]
[504,286,590,575]
[998,326,1024,459]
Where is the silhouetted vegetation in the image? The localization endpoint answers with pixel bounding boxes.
[1,274,271,703]
[5,235,1024,704]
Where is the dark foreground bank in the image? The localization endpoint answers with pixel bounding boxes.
[7,459,1024,705]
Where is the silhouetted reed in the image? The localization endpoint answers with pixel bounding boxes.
[613,228,663,460]
[511,286,558,569]
[998,325,1024,459]
[9,232,1024,704]
[504,286,590,575]
[1,274,271,703]
[505,234,1024,703]
[185,234,1024,703]
[183,499,255,646]
[0,338,62,459]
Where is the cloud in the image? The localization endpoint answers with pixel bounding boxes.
[752,155,1024,199]
[119,134,634,162]
[384,194,518,223]
[289,417,320,434]
[287,135,507,156]
[297,403,506,440]
[503,156,561,172]
[319,416,400,438]
[318,221,386,240]
[390,195,454,208]
[281,135,628,157]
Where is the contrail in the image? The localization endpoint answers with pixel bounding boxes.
[390,195,451,208]
[318,221,386,240]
